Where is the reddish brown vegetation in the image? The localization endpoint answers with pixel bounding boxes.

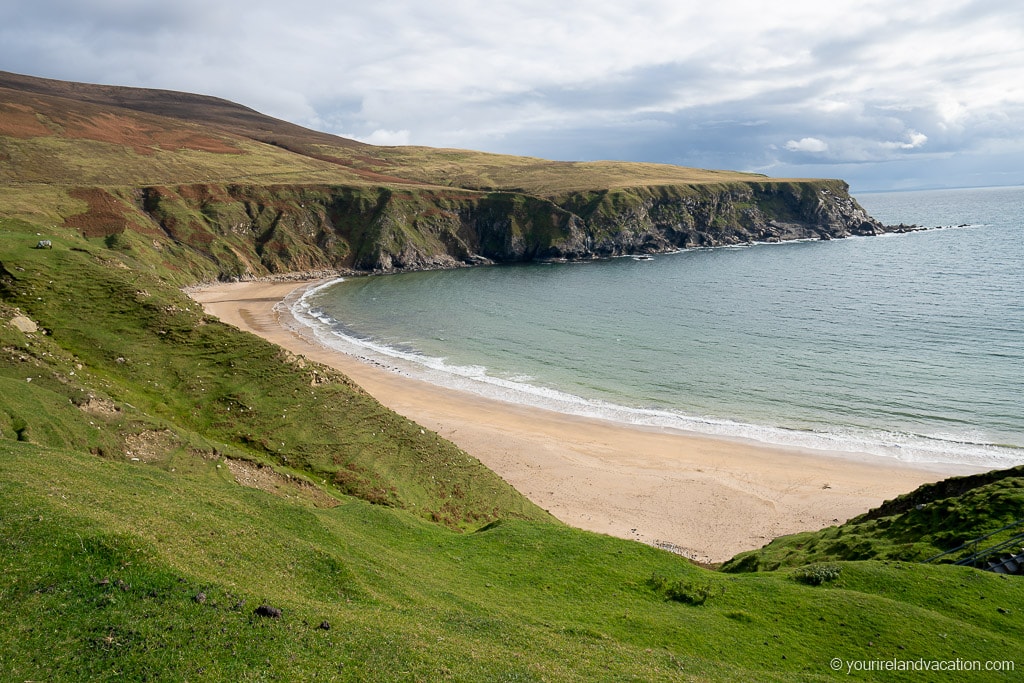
[63,188,135,238]
[0,102,53,137]
[63,111,242,156]
[173,184,232,202]
[0,87,242,156]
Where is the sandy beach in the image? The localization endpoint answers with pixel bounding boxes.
[189,278,976,563]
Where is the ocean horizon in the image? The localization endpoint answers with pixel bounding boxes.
[287,185,1024,471]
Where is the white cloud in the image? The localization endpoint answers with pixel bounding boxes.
[785,137,829,153]
[880,131,929,150]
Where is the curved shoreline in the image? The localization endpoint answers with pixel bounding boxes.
[189,279,982,563]
[289,276,1017,470]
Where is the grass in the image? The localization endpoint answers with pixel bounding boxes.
[0,134,377,187]
[722,468,1024,572]
[337,146,793,195]
[3,440,1023,681]
[0,216,545,528]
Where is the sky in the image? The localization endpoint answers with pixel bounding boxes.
[1,0,1022,191]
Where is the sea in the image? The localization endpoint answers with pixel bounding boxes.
[288,185,1024,471]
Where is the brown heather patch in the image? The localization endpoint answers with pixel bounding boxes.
[0,102,53,137]
[0,90,243,157]
[61,111,243,156]
[152,214,215,249]
[63,188,133,238]
[185,221,215,246]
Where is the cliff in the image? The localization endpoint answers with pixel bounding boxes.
[63,179,886,280]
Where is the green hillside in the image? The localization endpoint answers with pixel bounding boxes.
[723,468,1024,572]
[2,72,1021,680]
[5,437,1021,681]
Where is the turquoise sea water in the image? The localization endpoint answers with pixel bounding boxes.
[291,185,1024,469]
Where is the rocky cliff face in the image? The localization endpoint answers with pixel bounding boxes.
[540,180,885,259]
[64,179,888,280]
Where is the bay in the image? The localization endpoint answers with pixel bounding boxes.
[293,185,1024,469]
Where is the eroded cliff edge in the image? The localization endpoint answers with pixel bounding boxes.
[64,179,887,280]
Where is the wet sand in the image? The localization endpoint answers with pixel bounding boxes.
[189,279,975,563]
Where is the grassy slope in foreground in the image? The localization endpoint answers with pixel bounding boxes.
[0,217,546,529]
[2,180,1022,683]
[4,440,1023,681]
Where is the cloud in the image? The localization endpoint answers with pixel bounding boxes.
[1,0,1022,189]
[880,131,929,149]
[785,137,830,153]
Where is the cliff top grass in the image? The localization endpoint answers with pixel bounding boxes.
[310,143,792,195]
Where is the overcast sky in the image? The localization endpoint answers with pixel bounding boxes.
[2,0,1022,191]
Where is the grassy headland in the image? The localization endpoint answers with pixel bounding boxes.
[1,70,1021,680]
[723,467,1024,572]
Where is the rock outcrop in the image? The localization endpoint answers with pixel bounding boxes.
[63,179,889,280]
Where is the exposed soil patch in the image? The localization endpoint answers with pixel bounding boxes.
[225,458,339,508]
[78,395,121,417]
[123,429,178,463]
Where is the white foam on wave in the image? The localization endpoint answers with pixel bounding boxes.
[284,279,1021,472]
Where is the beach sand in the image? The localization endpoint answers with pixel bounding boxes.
[189,279,976,563]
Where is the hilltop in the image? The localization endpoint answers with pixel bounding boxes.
[0,69,790,191]
[1,72,1020,681]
